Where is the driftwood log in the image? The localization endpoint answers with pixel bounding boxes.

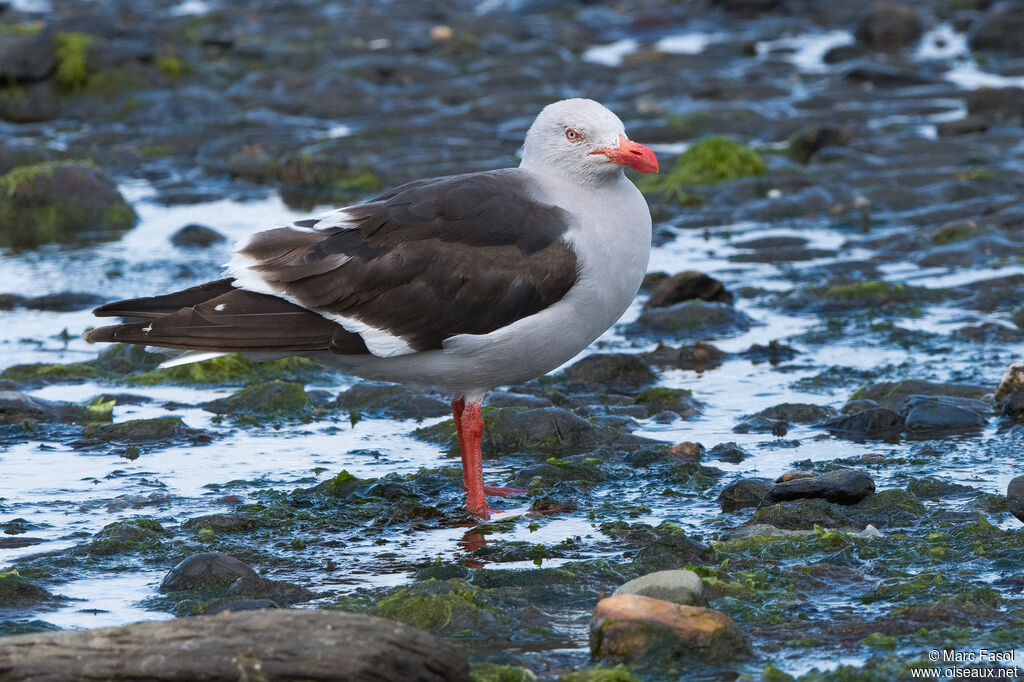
[0,609,468,682]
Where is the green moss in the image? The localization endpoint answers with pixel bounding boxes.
[0,22,44,35]
[326,470,361,495]
[84,396,115,422]
[470,663,536,682]
[931,222,983,245]
[373,578,497,632]
[670,137,766,184]
[558,665,642,682]
[821,281,905,302]
[633,387,694,413]
[86,518,165,554]
[83,416,197,443]
[207,380,311,418]
[0,361,102,382]
[55,32,94,92]
[862,632,897,649]
[127,353,324,385]
[155,55,184,78]
[334,170,383,192]
[0,568,53,606]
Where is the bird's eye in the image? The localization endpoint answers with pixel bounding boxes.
[565,128,583,142]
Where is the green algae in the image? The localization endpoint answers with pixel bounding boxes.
[55,32,94,91]
[83,416,206,443]
[633,387,695,414]
[373,578,499,634]
[155,54,184,78]
[84,519,166,555]
[0,361,102,383]
[931,222,984,245]
[127,353,326,385]
[634,137,765,207]
[558,665,642,682]
[470,663,536,682]
[203,380,312,419]
[0,568,54,606]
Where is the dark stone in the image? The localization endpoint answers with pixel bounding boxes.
[628,301,754,339]
[336,382,450,419]
[788,126,852,163]
[823,43,870,63]
[170,223,227,248]
[844,65,937,87]
[970,2,1024,55]
[634,528,717,572]
[955,322,1024,343]
[181,514,263,533]
[966,87,1024,123]
[559,353,656,394]
[854,380,990,407]
[203,381,311,418]
[204,599,279,615]
[640,342,728,371]
[733,415,788,435]
[763,469,876,505]
[751,489,926,530]
[1008,476,1024,523]
[644,271,732,308]
[707,442,750,463]
[20,292,103,312]
[0,81,59,123]
[821,408,904,439]
[906,477,976,500]
[937,116,991,137]
[160,552,258,592]
[752,403,837,423]
[83,417,211,444]
[0,28,56,82]
[854,2,923,51]
[904,403,986,436]
[1001,391,1024,422]
[718,478,772,512]
[739,341,798,363]
[0,391,86,424]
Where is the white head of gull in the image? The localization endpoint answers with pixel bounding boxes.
[87,98,658,518]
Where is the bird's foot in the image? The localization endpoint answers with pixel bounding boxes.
[483,485,527,497]
[466,501,497,520]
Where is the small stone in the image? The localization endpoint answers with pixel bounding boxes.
[752,403,837,423]
[590,594,747,662]
[612,570,705,606]
[970,3,1024,55]
[170,223,226,248]
[559,353,656,394]
[904,403,986,436]
[996,363,1024,404]
[1001,391,1024,423]
[0,27,56,82]
[628,301,753,339]
[776,471,818,483]
[160,552,259,592]
[670,441,704,463]
[822,408,904,439]
[644,271,732,309]
[718,478,772,512]
[640,342,728,371]
[788,126,852,163]
[854,2,923,51]
[764,469,875,505]
[1008,476,1024,523]
[707,442,750,463]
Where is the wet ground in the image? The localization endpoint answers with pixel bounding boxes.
[1,0,1024,680]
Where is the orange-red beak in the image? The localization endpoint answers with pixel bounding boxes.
[591,134,659,173]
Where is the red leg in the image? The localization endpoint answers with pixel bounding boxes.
[460,402,495,519]
[483,484,527,497]
[451,398,467,491]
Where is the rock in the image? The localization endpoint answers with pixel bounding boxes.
[1001,391,1024,422]
[937,116,991,137]
[855,380,990,407]
[904,402,986,436]
[763,469,876,505]
[644,271,732,308]
[559,353,656,394]
[202,381,312,418]
[0,610,469,682]
[707,442,750,463]
[823,43,870,63]
[776,471,818,483]
[844,65,937,88]
[718,478,772,512]
[854,2,923,51]
[0,81,59,123]
[669,441,704,463]
[751,490,926,530]
[752,403,837,423]
[739,340,798,364]
[83,416,211,444]
[788,126,852,163]
[0,161,137,249]
[160,553,258,591]
[996,363,1024,403]
[336,382,450,419]
[0,391,86,424]
[733,415,788,435]
[955,322,1024,343]
[627,301,753,339]
[612,570,705,606]
[19,292,104,312]
[821,408,904,439]
[633,387,702,418]
[1008,476,1024,523]
[170,223,226,248]
[966,87,1024,125]
[590,594,746,662]
[0,569,57,607]
[0,27,56,82]
[970,2,1024,55]
[633,525,716,573]
[640,342,728,371]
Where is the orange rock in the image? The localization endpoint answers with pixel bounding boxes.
[669,441,704,463]
[590,594,747,662]
[776,470,817,483]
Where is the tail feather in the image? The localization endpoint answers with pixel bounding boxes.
[92,278,236,318]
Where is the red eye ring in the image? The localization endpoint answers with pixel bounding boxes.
[565,128,583,142]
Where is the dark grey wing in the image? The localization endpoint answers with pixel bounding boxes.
[232,169,579,356]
